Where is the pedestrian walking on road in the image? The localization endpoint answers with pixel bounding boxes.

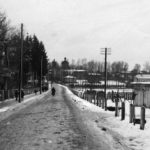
[51,87,56,96]
[21,89,24,99]
[15,90,18,101]
[34,89,37,95]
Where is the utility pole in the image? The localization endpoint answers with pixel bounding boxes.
[40,56,43,94]
[0,40,10,99]
[18,23,23,103]
[101,48,111,111]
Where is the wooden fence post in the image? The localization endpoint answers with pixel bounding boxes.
[88,95,89,101]
[8,90,10,99]
[112,91,114,102]
[140,106,145,130]
[94,95,96,105]
[121,101,125,120]
[102,98,104,109]
[83,93,85,99]
[115,98,119,117]
[133,105,135,122]
[99,98,101,107]
[129,104,133,123]
[85,94,87,101]
[129,104,135,123]
[97,96,99,106]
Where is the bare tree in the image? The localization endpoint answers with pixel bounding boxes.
[97,62,104,73]
[107,62,111,72]
[0,12,11,41]
[111,61,128,73]
[143,61,150,73]
[81,58,87,70]
[70,59,75,69]
[132,64,141,73]
[87,60,96,72]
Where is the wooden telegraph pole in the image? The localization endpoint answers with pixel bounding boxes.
[40,56,43,94]
[140,88,145,130]
[101,48,111,111]
[18,23,23,103]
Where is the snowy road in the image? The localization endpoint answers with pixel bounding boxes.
[0,84,131,150]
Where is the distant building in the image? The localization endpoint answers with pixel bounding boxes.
[87,73,102,83]
[61,57,69,70]
[63,69,87,79]
[64,75,76,83]
[134,74,150,83]
[131,74,150,89]
[132,74,150,108]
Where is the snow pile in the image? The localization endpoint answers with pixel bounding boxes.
[65,86,150,150]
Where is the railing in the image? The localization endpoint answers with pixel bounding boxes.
[71,89,133,101]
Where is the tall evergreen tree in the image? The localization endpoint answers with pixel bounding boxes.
[30,35,48,83]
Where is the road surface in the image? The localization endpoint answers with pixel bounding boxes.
[0,85,130,150]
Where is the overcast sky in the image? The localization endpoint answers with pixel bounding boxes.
[0,0,150,70]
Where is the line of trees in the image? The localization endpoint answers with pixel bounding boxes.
[50,57,150,84]
[0,12,48,89]
[50,58,137,73]
[59,58,150,74]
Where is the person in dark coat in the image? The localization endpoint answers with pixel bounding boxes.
[51,87,56,96]
[15,90,18,101]
[34,89,37,95]
[21,89,24,99]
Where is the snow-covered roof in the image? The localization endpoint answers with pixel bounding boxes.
[64,69,86,72]
[64,75,76,79]
[135,74,150,79]
[131,82,150,85]
[88,73,101,75]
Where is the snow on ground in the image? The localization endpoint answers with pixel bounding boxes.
[65,86,150,150]
[0,107,9,112]
[0,91,49,122]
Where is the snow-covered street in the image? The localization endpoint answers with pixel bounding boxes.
[0,84,111,150]
[1,84,150,150]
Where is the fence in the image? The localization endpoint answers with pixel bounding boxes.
[107,91,133,100]
[71,88,147,130]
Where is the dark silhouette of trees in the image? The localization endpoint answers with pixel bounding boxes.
[0,10,49,89]
[143,61,150,73]
[111,61,128,73]
[25,35,48,86]
[51,59,60,81]
[0,12,9,41]
[131,64,141,74]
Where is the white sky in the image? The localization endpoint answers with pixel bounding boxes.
[1,0,150,70]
